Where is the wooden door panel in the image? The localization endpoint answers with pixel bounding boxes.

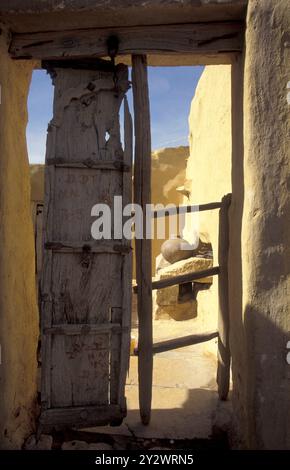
[52,69,127,163]
[50,254,123,324]
[51,333,110,408]
[40,63,132,431]
[52,168,122,242]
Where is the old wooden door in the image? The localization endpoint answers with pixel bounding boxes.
[39,62,132,431]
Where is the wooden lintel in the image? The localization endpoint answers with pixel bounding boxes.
[9,22,243,60]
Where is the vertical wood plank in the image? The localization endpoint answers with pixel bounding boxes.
[132,54,153,425]
[118,96,133,409]
[40,122,57,411]
[217,193,231,399]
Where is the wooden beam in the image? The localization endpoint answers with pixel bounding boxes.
[135,331,219,355]
[9,22,243,60]
[133,266,220,293]
[217,193,231,400]
[132,54,153,426]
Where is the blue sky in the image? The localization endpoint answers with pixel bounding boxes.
[26,66,204,163]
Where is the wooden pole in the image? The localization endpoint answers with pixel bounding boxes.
[132,54,153,425]
[217,193,231,399]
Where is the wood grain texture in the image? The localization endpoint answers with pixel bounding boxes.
[132,54,153,426]
[117,96,133,413]
[40,404,124,431]
[40,63,132,428]
[9,22,243,60]
[217,193,231,400]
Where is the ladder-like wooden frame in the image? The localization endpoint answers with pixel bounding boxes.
[133,191,232,424]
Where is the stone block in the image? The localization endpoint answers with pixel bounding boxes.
[62,440,89,450]
[24,434,53,450]
[154,300,197,321]
[156,284,179,306]
[158,256,213,283]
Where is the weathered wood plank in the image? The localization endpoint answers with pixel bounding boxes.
[40,125,57,410]
[50,253,122,326]
[217,193,231,400]
[51,333,110,407]
[110,307,123,408]
[40,64,132,427]
[117,96,133,412]
[9,22,243,60]
[132,54,152,426]
[133,266,220,293]
[40,404,124,430]
[135,331,219,355]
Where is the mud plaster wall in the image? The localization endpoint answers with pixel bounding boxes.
[0,30,39,449]
[229,0,290,449]
[151,146,188,275]
[182,65,232,337]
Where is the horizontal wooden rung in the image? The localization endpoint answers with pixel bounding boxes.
[153,201,222,218]
[133,266,219,293]
[45,241,131,254]
[43,323,127,336]
[134,331,218,355]
[46,158,130,172]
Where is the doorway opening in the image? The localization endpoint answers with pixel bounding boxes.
[26,62,232,445]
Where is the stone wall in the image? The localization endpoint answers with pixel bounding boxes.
[0,29,39,448]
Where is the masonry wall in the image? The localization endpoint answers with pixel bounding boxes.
[0,29,39,449]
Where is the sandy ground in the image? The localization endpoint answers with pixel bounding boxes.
[86,319,222,440]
